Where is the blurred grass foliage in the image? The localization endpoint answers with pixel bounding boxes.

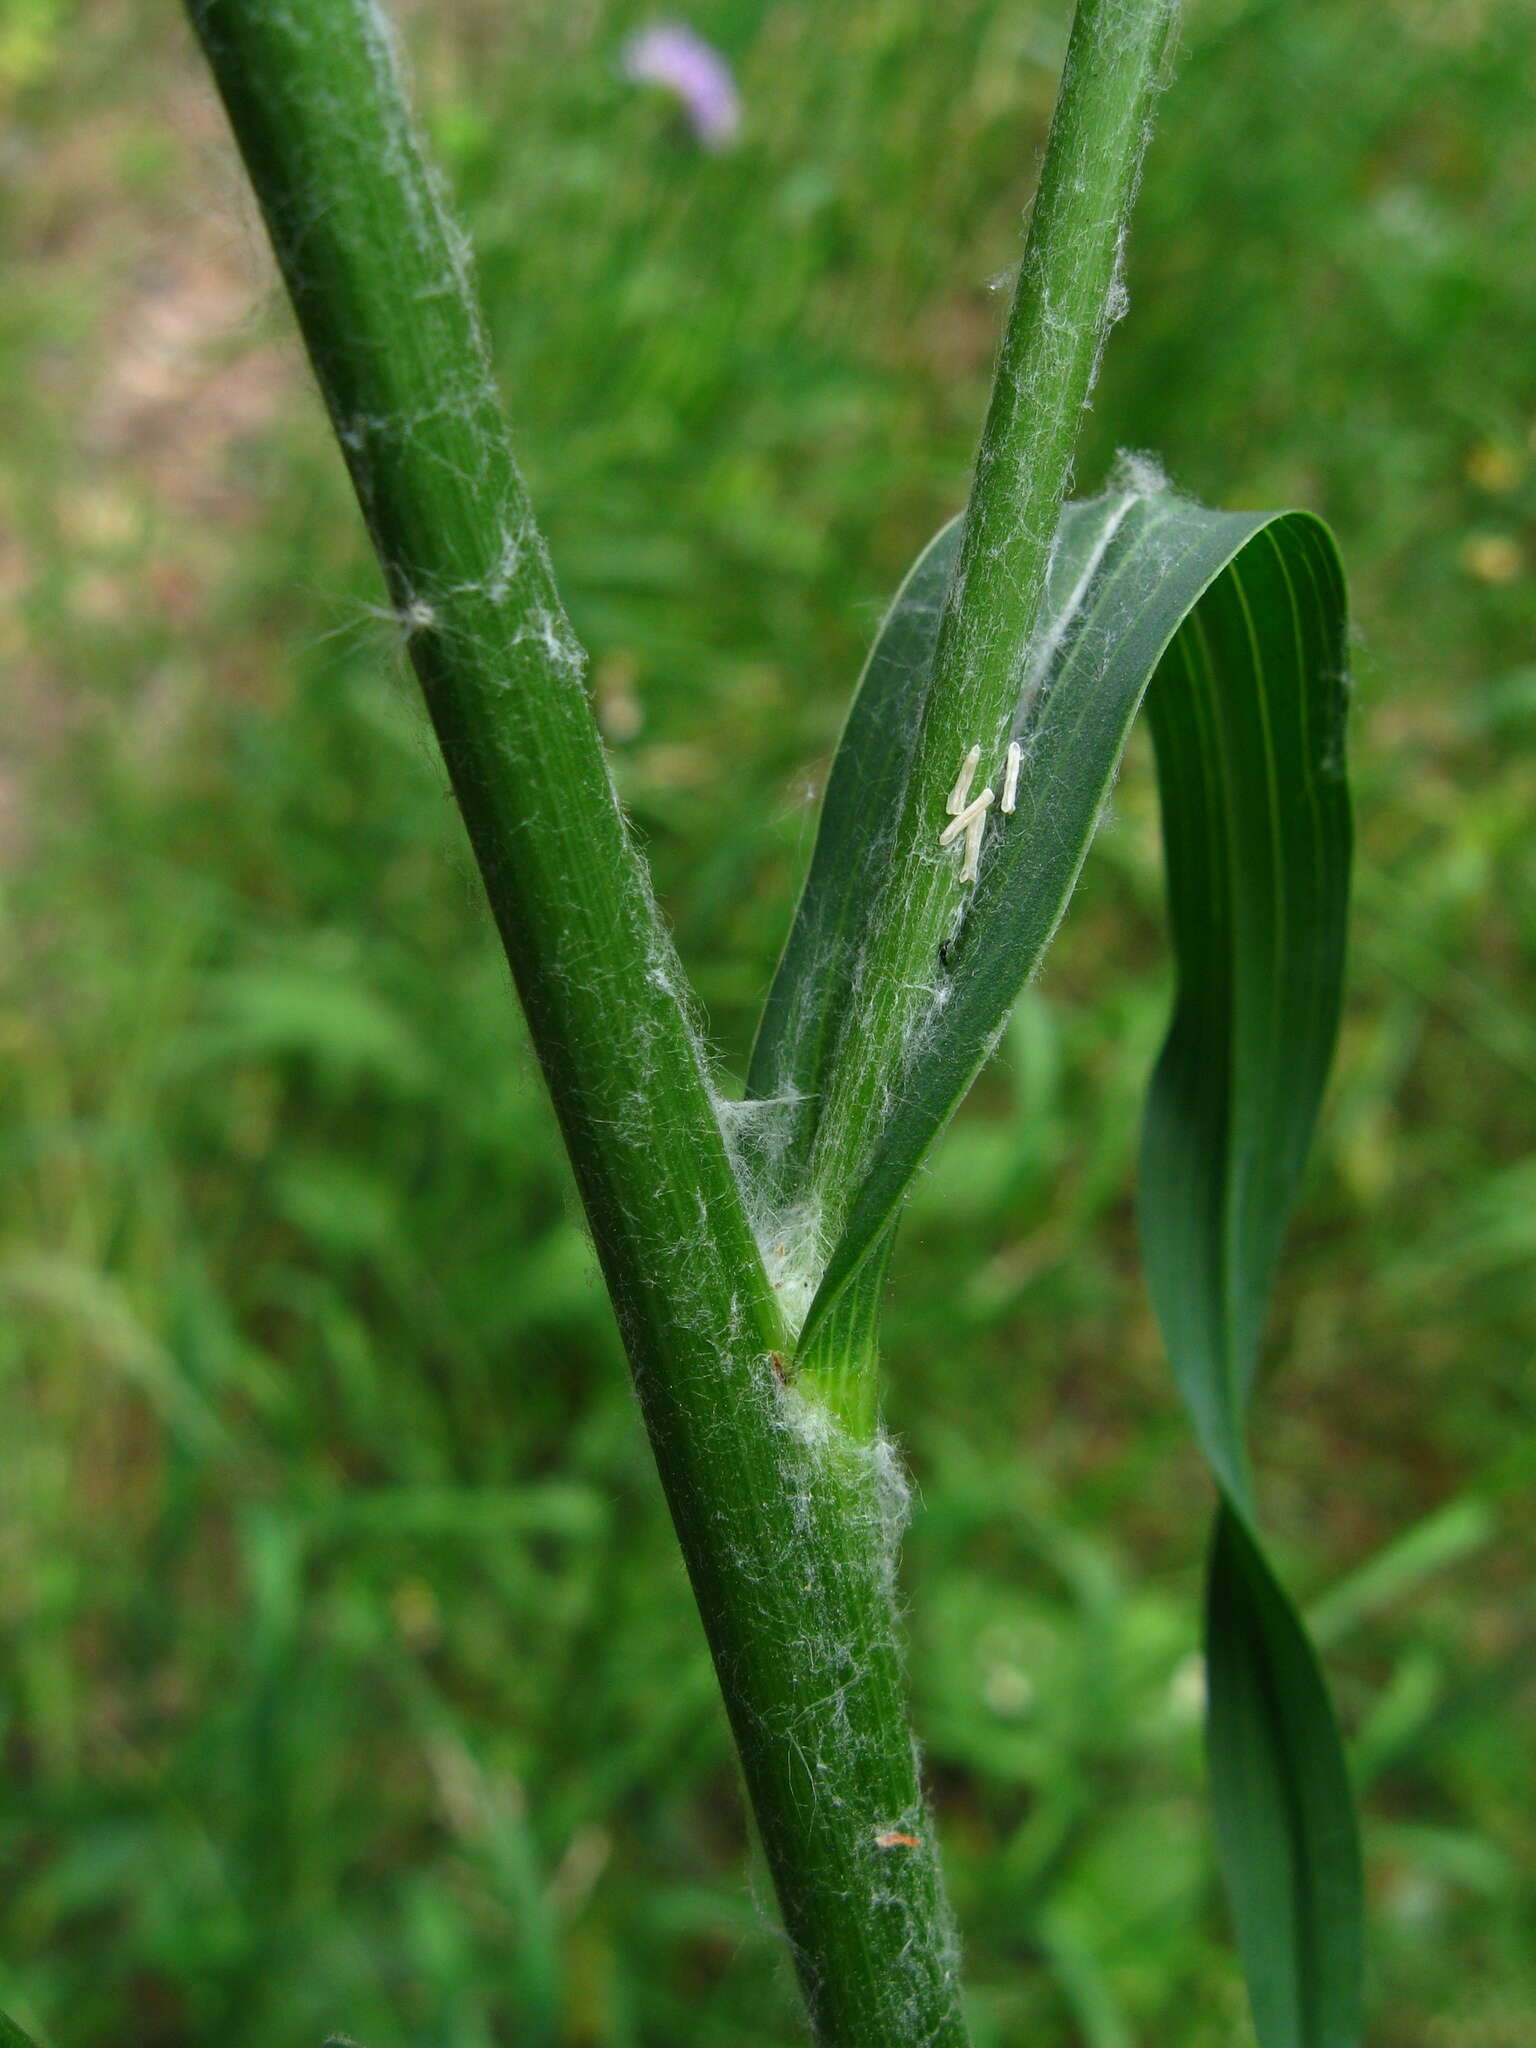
[2,0,1534,2042]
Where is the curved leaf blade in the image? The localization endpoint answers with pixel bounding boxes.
[1206,1506,1363,2048]
[747,490,1203,1142]
[748,519,959,1117]
[1140,510,1351,1504]
[800,484,1305,1348]
[1137,510,1360,2046]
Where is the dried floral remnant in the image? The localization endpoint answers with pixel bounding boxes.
[1001,740,1022,815]
[945,743,981,816]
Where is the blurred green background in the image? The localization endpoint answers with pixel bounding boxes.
[3,0,1534,2041]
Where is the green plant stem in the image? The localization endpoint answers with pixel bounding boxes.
[184,0,964,2037]
[802,0,1177,1397]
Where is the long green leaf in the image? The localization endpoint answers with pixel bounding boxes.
[1138,514,1351,1507]
[1205,1508,1363,2048]
[771,479,1332,1340]
[0,2011,41,2048]
[1139,511,1361,2047]
[759,466,1360,2045]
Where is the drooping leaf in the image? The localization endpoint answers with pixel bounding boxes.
[791,484,1343,1345]
[1205,1507,1363,2048]
[1137,510,1360,2046]
[1138,513,1351,1505]
[0,2011,41,2048]
[756,469,1360,2047]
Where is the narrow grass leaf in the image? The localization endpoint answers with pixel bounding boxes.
[747,520,959,1173]
[1138,511,1351,1506]
[1139,511,1360,2046]
[1206,1507,1363,2048]
[791,479,1332,1343]
[762,468,1360,2046]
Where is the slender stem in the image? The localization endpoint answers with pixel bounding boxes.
[804,0,1177,1307]
[184,0,964,2037]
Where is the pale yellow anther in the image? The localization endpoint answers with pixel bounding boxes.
[939,786,994,847]
[1001,740,1022,815]
[946,744,982,816]
[959,812,987,884]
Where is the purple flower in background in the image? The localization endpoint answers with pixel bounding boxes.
[622,22,741,152]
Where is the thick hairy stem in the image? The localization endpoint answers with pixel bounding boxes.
[184,0,963,2037]
[804,0,1178,1366]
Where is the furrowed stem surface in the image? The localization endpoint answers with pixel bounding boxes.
[803,0,1177,1368]
[184,0,964,2038]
